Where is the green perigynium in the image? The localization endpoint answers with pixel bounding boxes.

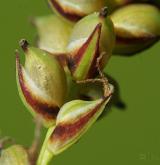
[33,14,73,54]
[47,90,113,155]
[67,7,115,80]
[0,145,30,165]
[111,3,160,54]
[37,80,113,165]
[33,14,74,74]
[16,40,67,127]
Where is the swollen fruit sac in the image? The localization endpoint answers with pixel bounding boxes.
[16,40,67,127]
[67,7,115,80]
[111,4,160,55]
[33,14,73,54]
[46,84,113,155]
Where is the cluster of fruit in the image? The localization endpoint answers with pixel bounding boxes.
[0,0,160,165]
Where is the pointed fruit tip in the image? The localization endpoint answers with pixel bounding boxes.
[99,7,108,18]
[19,39,29,52]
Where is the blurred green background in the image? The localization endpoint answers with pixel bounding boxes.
[0,1,160,165]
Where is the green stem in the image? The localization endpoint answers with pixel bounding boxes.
[37,148,53,165]
[36,127,55,165]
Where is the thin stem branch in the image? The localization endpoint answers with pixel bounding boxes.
[28,117,42,165]
[36,127,55,165]
[96,53,111,97]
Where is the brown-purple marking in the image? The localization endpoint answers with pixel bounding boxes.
[116,35,158,44]
[19,39,29,52]
[50,98,107,143]
[54,53,68,68]
[115,35,160,55]
[86,24,102,79]
[49,0,84,22]
[16,55,59,121]
[68,23,102,77]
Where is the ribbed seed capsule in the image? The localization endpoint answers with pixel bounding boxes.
[0,145,30,165]
[33,14,73,54]
[46,84,113,156]
[48,0,105,22]
[67,7,115,80]
[16,40,67,127]
[111,4,160,55]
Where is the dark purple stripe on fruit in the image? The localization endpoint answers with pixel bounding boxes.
[50,0,83,22]
[16,55,59,120]
[50,98,107,143]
